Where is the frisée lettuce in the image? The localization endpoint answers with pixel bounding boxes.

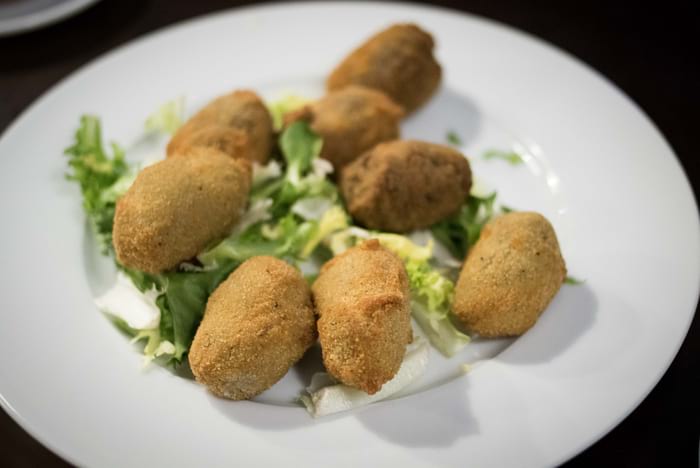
[144,98,185,135]
[430,193,498,259]
[64,115,130,253]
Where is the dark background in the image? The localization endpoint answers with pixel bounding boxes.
[0,1,698,466]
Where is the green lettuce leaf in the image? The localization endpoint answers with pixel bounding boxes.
[405,259,454,314]
[299,205,349,258]
[270,121,335,216]
[374,233,433,262]
[483,149,523,165]
[201,121,340,267]
[446,130,462,146]
[156,261,239,362]
[199,213,312,267]
[145,98,184,135]
[565,275,585,285]
[65,115,130,253]
[410,301,470,357]
[405,259,470,356]
[267,94,309,131]
[430,193,498,259]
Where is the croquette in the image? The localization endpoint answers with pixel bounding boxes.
[189,256,316,400]
[285,85,403,171]
[167,90,273,163]
[452,212,566,337]
[312,240,412,395]
[113,148,251,274]
[340,140,472,232]
[327,23,441,114]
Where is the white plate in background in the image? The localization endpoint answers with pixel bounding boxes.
[0,2,698,467]
[0,0,99,36]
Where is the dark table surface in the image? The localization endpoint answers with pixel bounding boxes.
[1,1,698,466]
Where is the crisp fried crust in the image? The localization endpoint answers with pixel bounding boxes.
[189,256,317,400]
[113,148,251,274]
[340,139,471,232]
[312,240,412,395]
[452,212,567,337]
[327,23,441,114]
[285,85,403,171]
[167,90,273,164]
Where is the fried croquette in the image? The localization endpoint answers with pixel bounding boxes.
[285,85,403,171]
[340,140,472,232]
[327,23,441,114]
[167,90,273,163]
[452,212,566,337]
[189,256,316,400]
[312,240,412,395]
[113,148,251,274]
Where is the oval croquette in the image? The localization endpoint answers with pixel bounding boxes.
[167,90,273,164]
[452,212,567,337]
[312,240,412,395]
[340,140,472,233]
[113,148,251,274]
[189,256,316,400]
[327,23,441,114]
[285,85,403,171]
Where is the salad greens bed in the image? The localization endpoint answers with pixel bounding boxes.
[65,99,506,367]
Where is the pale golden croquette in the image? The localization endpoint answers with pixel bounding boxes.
[452,212,566,337]
[189,256,316,400]
[312,240,412,395]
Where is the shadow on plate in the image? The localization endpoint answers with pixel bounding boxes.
[207,394,318,431]
[356,376,477,448]
[401,85,482,148]
[497,283,598,364]
[290,342,325,385]
[206,344,322,431]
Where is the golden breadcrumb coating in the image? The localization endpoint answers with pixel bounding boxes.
[452,212,566,337]
[189,256,317,400]
[327,23,441,114]
[167,90,273,164]
[312,240,412,395]
[113,148,251,274]
[340,140,471,232]
[285,85,403,171]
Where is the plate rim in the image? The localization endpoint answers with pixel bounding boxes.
[0,2,698,466]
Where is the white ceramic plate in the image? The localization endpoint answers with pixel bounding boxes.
[0,0,99,36]
[0,3,698,467]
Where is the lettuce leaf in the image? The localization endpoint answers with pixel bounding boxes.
[446,130,462,146]
[299,205,348,258]
[65,115,130,253]
[267,94,309,131]
[565,275,585,285]
[200,121,341,267]
[405,259,470,356]
[144,98,184,135]
[430,193,498,259]
[405,259,454,314]
[410,301,470,357]
[270,121,337,215]
[300,338,429,417]
[199,213,314,267]
[483,148,523,165]
[155,261,239,362]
